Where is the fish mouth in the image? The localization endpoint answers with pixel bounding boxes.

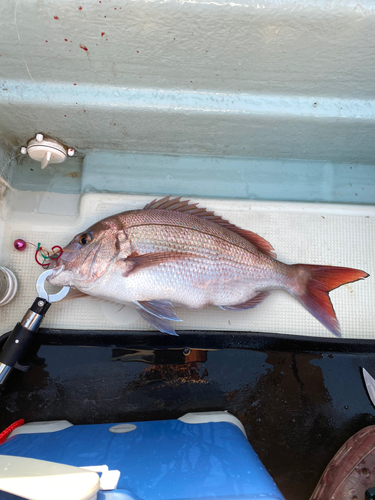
[46,263,64,281]
[48,243,81,273]
[49,241,82,266]
[48,254,65,271]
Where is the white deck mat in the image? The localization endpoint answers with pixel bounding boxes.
[0,193,373,339]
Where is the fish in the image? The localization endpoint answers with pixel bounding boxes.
[47,196,369,336]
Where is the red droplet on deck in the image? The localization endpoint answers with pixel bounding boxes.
[78,6,82,10]
[80,44,88,51]
[64,39,68,42]
[45,40,48,42]
[54,16,59,20]
[101,32,105,37]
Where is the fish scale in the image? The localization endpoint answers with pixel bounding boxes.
[121,209,256,252]
[125,224,277,301]
[127,221,272,272]
[47,196,369,336]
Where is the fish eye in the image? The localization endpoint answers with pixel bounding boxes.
[79,233,92,245]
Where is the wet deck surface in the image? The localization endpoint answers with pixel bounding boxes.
[1,338,375,499]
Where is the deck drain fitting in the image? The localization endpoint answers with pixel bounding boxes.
[21,134,75,170]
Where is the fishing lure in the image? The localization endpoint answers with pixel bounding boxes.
[13,239,63,269]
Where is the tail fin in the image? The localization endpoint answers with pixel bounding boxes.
[291,264,369,337]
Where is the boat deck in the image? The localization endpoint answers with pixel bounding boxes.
[1,330,375,499]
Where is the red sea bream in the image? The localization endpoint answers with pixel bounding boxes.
[48,196,369,336]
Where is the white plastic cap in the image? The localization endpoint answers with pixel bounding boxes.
[26,136,67,170]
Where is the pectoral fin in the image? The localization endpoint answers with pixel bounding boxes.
[122,251,195,277]
[219,291,270,311]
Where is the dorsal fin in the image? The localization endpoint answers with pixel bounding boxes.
[143,196,277,258]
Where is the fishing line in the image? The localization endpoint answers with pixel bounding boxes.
[0,153,22,185]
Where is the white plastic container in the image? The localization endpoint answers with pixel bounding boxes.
[0,267,18,307]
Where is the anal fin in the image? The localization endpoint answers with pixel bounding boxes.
[219,291,270,311]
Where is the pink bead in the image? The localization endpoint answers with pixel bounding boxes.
[14,239,27,251]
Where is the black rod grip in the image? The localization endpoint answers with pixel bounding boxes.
[0,323,37,368]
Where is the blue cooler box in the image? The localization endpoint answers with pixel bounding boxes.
[0,412,285,500]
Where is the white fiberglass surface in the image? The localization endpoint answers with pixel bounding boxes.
[0,192,373,339]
